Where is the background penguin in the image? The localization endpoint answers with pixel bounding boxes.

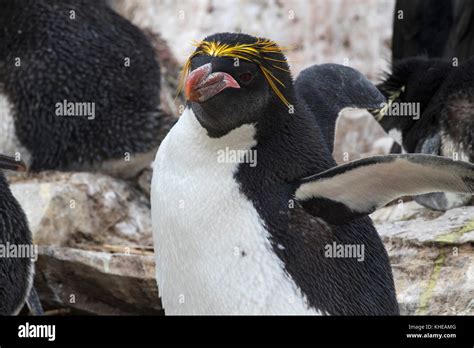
[295,63,385,154]
[151,32,473,315]
[0,154,35,315]
[0,0,171,177]
[392,0,474,63]
[392,0,453,62]
[371,56,474,210]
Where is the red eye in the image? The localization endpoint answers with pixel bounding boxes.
[239,72,253,83]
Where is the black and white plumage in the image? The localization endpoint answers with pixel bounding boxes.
[0,0,166,176]
[295,63,386,153]
[372,56,474,210]
[151,33,473,315]
[0,154,33,315]
[297,154,473,224]
[392,0,474,62]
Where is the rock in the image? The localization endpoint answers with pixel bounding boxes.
[8,170,473,315]
[8,171,160,315]
[375,204,474,245]
[35,246,160,315]
[374,204,474,315]
[371,200,444,224]
[10,172,153,247]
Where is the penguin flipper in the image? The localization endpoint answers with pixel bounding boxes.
[295,64,385,153]
[26,286,44,316]
[294,154,473,225]
[413,133,449,209]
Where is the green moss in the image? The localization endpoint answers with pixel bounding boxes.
[415,250,445,315]
[436,220,474,244]
[415,220,474,315]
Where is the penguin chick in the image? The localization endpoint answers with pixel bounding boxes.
[151,33,473,315]
[371,56,474,210]
[0,154,34,315]
[0,0,166,177]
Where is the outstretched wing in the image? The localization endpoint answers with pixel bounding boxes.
[294,154,473,225]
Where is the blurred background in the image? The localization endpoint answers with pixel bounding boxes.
[113,0,395,163]
[114,0,394,78]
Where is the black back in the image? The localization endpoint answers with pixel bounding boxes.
[392,0,474,62]
[445,0,474,61]
[234,93,399,315]
[376,56,473,160]
[392,0,452,61]
[428,57,474,161]
[0,173,32,315]
[0,0,162,171]
[376,57,452,152]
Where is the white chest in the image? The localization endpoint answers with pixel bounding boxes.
[151,108,318,315]
[0,93,31,165]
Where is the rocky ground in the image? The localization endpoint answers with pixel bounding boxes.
[8,168,473,316]
[10,171,160,315]
[372,202,474,315]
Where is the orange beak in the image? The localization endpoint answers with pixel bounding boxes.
[185,63,240,102]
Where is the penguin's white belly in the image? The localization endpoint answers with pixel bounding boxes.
[0,93,31,165]
[151,108,318,315]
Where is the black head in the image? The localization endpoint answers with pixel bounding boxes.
[181,33,294,138]
[372,57,452,133]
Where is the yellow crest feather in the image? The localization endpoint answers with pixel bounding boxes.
[177,39,292,107]
[370,86,405,121]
